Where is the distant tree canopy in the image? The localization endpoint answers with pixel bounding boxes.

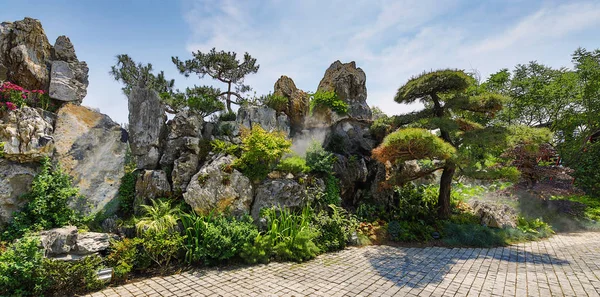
[373,69,549,218]
[172,48,260,113]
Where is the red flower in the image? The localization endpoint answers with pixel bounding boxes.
[5,102,17,111]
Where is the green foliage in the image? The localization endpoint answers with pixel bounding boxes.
[516,217,554,236]
[0,236,46,296]
[117,147,137,217]
[312,205,358,252]
[393,183,438,222]
[242,206,319,263]
[140,229,184,268]
[572,141,600,197]
[276,155,310,174]
[135,199,182,236]
[162,86,225,117]
[551,194,600,221]
[264,93,289,113]
[110,54,175,97]
[309,91,348,115]
[372,128,456,164]
[210,139,241,157]
[234,125,292,182]
[0,142,4,158]
[173,48,260,113]
[305,141,336,174]
[355,203,385,222]
[180,212,258,265]
[370,115,394,142]
[2,158,81,241]
[43,255,105,296]
[442,223,506,247]
[322,175,341,206]
[219,111,237,121]
[394,69,473,104]
[105,238,150,283]
[387,221,435,242]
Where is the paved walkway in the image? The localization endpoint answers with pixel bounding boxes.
[87,232,600,297]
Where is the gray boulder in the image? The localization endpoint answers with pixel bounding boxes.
[134,170,172,214]
[48,36,88,104]
[470,200,518,229]
[184,154,253,216]
[317,60,372,120]
[128,87,167,169]
[160,110,203,192]
[0,106,54,163]
[333,154,369,205]
[0,159,39,225]
[273,76,310,134]
[237,105,290,137]
[323,118,375,156]
[251,178,323,221]
[0,18,52,90]
[39,226,118,258]
[53,104,128,214]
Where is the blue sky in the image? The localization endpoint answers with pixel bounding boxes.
[1,0,599,124]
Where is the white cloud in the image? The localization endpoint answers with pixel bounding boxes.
[177,0,599,118]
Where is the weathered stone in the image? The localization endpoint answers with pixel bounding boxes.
[39,226,118,258]
[48,60,88,103]
[0,107,54,162]
[251,178,323,221]
[273,76,309,134]
[128,87,167,169]
[134,170,171,214]
[52,35,77,62]
[317,61,371,120]
[0,159,38,225]
[333,154,369,205]
[184,154,253,216]
[323,118,375,156]
[0,18,52,90]
[160,110,203,192]
[470,200,518,229]
[236,105,290,137]
[53,104,128,214]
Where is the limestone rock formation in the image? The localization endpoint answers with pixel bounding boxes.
[236,105,290,137]
[251,177,323,221]
[0,18,52,90]
[160,110,203,192]
[0,107,54,162]
[39,226,118,259]
[332,154,369,204]
[128,87,167,169]
[317,61,371,120]
[0,159,38,225]
[184,154,253,216]
[134,170,172,214]
[323,118,375,156]
[470,200,518,229]
[273,76,310,134]
[53,104,128,213]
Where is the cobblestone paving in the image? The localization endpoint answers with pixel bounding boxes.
[87,232,600,297]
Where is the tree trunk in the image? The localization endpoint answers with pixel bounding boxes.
[438,163,456,219]
[226,82,233,113]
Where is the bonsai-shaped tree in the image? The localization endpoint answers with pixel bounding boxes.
[110,54,224,117]
[172,48,260,114]
[373,69,510,218]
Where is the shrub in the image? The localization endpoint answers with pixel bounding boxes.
[2,158,81,241]
[0,236,47,296]
[387,221,435,242]
[572,141,600,197]
[276,155,309,174]
[135,199,182,235]
[264,93,288,113]
[355,203,384,222]
[322,175,341,206]
[210,139,241,157]
[309,91,348,115]
[219,111,237,121]
[0,142,4,158]
[105,238,150,283]
[393,183,438,223]
[305,141,336,174]
[43,255,105,296]
[370,115,394,142]
[516,217,554,237]
[141,229,184,268]
[0,81,54,112]
[235,125,291,182]
[117,147,137,217]
[181,212,258,265]
[312,205,358,252]
[443,223,506,247]
[242,206,320,263]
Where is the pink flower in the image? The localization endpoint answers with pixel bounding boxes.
[5,102,17,111]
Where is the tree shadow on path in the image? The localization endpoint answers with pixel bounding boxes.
[365,243,570,289]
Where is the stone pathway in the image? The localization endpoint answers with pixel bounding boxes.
[87,232,600,297]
